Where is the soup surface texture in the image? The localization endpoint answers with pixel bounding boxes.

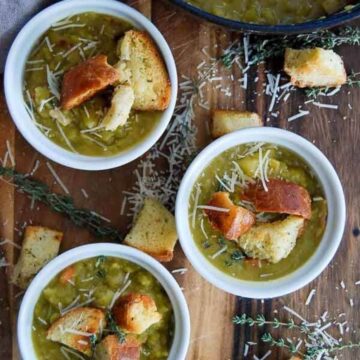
[24,12,161,156]
[188,143,327,281]
[32,256,174,359]
[187,0,350,24]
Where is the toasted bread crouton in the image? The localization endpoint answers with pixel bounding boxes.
[284,48,346,88]
[59,265,75,285]
[242,179,312,220]
[114,30,171,111]
[113,293,162,335]
[101,85,135,131]
[124,198,177,262]
[94,335,140,360]
[47,307,106,356]
[238,215,305,263]
[204,192,255,240]
[12,226,63,288]
[61,55,119,110]
[212,110,262,138]
[289,357,302,360]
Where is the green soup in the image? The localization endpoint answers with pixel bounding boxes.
[32,256,174,359]
[24,12,161,156]
[187,0,351,25]
[188,143,327,281]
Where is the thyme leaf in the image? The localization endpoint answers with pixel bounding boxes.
[89,334,97,351]
[106,311,126,344]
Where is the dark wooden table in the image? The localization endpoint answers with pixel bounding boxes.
[0,1,359,359]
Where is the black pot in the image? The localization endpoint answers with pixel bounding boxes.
[170,1,360,34]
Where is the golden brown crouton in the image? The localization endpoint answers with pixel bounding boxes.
[113,293,162,335]
[212,110,262,138]
[47,307,106,357]
[94,335,141,360]
[59,265,76,285]
[242,179,312,220]
[61,55,119,110]
[204,192,255,240]
[124,198,177,262]
[101,84,135,131]
[238,215,305,263]
[115,30,171,111]
[289,357,303,360]
[284,48,347,88]
[12,226,63,288]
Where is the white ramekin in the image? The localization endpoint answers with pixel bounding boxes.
[17,243,190,360]
[176,127,346,299]
[4,0,177,170]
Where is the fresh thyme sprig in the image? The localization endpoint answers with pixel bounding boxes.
[89,334,98,352]
[0,166,122,242]
[106,311,126,343]
[233,314,302,331]
[262,333,299,355]
[221,26,360,69]
[225,249,246,267]
[233,313,360,359]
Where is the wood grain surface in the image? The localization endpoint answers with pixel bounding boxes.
[0,1,359,359]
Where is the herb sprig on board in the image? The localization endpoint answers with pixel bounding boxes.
[0,166,123,242]
[233,313,360,359]
[221,26,360,68]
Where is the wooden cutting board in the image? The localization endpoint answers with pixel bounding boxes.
[0,1,359,359]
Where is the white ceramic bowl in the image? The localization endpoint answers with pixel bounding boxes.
[4,0,177,170]
[176,128,346,298]
[17,243,190,360]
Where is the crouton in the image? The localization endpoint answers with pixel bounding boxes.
[204,192,255,240]
[238,215,305,263]
[61,55,119,110]
[12,226,63,288]
[94,335,140,360]
[59,265,75,285]
[289,357,302,360]
[242,179,312,220]
[101,85,135,131]
[212,110,262,138]
[124,198,177,262]
[284,48,347,88]
[114,30,171,111]
[112,293,162,335]
[47,307,106,357]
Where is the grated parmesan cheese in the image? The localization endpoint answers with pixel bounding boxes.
[313,102,338,110]
[305,289,316,305]
[53,24,86,31]
[260,350,272,360]
[6,140,15,167]
[171,268,188,275]
[197,205,230,213]
[109,279,132,309]
[46,162,70,194]
[56,121,78,153]
[200,218,208,239]
[46,65,60,100]
[210,246,227,259]
[288,110,310,122]
[60,346,86,360]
